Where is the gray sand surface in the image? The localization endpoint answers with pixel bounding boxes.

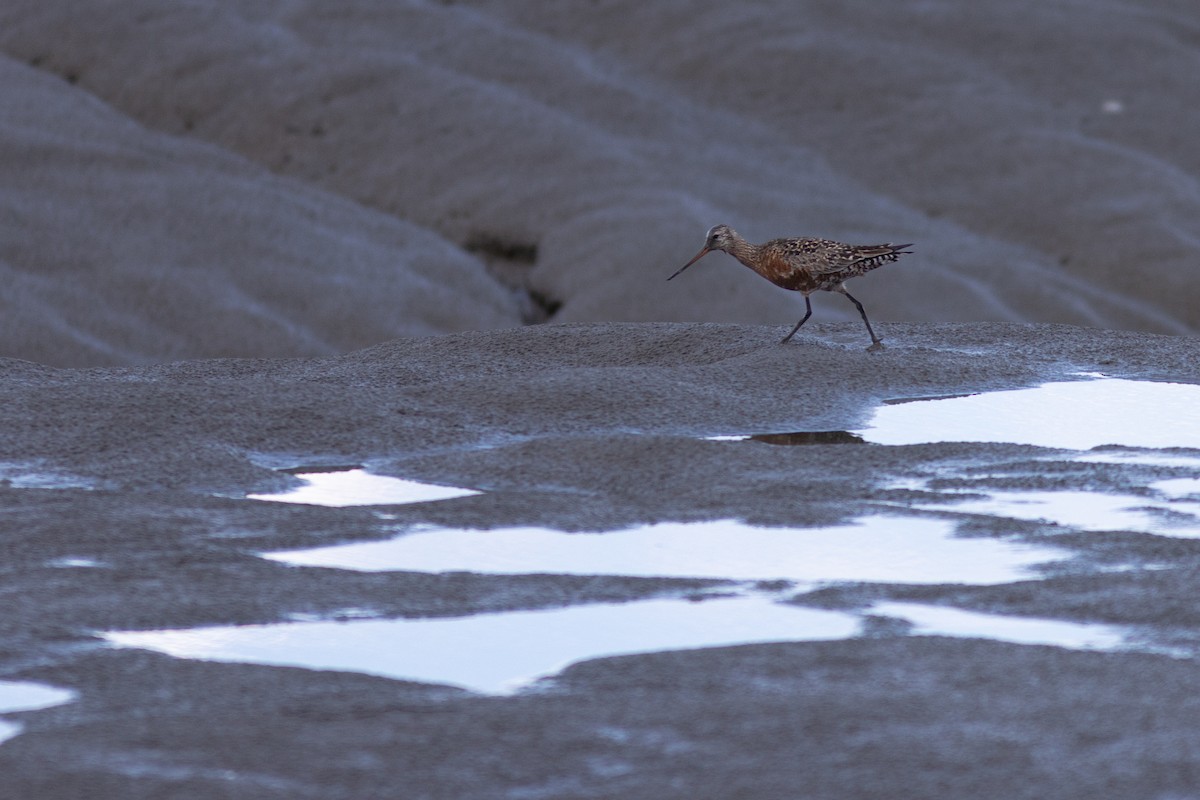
[4,2,1200,797]
[2,2,1200,367]
[3,322,1200,798]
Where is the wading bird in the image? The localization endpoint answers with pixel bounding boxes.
[669,224,912,351]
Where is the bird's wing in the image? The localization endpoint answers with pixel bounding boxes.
[777,238,871,274]
[767,238,911,277]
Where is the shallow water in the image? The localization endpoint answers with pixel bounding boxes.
[105,591,1144,694]
[107,595,863,694]
[46,557,106,569]
[264,515,1066,586]
[710,378,1200,453]
[246,468,480,507]
[1155,478,1200,499]
[854,376,1200,449]
[870,602,1128,650]
[122,375,1198,693]
[0,681,76,746]
[1076,452,1200,469]
[0,462,95,490]
[916,489,1200,537]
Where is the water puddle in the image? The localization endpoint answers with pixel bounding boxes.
[1076,452,1200,469]
[914,488,1200,537]
[708,378,1200,452]
[870,602,1128,651]
[854,376,1200,449]
[1156,478,1200,499]
[246,467,480,507]
[0,462,95,490]
[0,681,76,746]
[103,514,1103,694]
[106,596,863,694]
[105,591,1149,694]
[263,516,1067,586]
[139,375,1194,693]
[750,376,1200,541]
[46,557,107,569]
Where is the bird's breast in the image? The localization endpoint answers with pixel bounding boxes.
[746,250,822,293]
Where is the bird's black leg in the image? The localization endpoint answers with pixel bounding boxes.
[841,289,884,351]
[780,296,813,344]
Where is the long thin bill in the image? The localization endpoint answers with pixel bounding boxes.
[667,247,710,280]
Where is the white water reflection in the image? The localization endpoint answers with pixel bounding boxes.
[0,681,76,746]
[156,375,1196,692]
[0,462,95,490]
[46,557,106,569]
[856,377,1200,449]
[247,469,480,507]
[107,596,862,694]
[1077,452,1200,469]
[1155,478,1200,500]
[105,592,1148,694]
[871,602,1128,651]
[264,516,1066,586]
[917,489,1200,537]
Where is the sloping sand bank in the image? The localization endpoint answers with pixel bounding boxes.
[2,1,1200,368]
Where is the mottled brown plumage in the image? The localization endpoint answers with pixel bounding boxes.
[668,224,912,351]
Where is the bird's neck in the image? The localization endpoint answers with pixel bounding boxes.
[722,235,759,267]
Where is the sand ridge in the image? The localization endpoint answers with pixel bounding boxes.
[2,2,1199,367]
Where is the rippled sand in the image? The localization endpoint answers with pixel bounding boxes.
[1,2,1198,367]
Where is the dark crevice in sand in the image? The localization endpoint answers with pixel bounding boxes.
[463,232,538,265]
[463,231,561,324]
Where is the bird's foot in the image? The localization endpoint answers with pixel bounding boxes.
[866,340,886,353]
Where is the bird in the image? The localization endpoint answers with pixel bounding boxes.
[668,224,912,351]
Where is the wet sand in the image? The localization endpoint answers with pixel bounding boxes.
[3,321,1200,798]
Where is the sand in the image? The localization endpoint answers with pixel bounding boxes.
[2,1,1199,368]
[0,322,1199,797]
[3,2,1200,797]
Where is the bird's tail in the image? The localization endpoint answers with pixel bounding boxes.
[854,243,913,270]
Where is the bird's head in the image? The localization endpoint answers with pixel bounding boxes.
[703,224,738,253]
[668,224,739,281]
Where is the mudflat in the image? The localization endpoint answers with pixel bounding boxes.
[4,2,1200,795]
[2,322,1200,798]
